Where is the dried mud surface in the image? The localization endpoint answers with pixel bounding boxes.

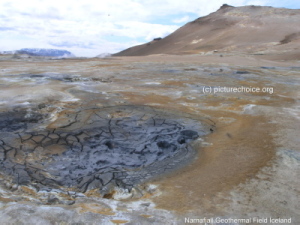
[0,105,211,194]
[0,54,299,224]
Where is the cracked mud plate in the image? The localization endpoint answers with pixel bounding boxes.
[0,105,212,195]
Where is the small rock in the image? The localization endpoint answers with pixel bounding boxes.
[11,184,18,191]
[47,195,60,204]
[5,182,12,189]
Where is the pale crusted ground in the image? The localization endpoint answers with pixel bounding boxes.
[0,53,299,224]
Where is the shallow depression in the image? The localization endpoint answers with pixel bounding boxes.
[0,105,212,194]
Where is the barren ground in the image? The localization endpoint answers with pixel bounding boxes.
[0,53,299,224]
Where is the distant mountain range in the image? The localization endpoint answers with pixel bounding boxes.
[114,4,300,57]
[1,48,74,57]
[18,48,74,57]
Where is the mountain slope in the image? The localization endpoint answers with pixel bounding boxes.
[114,4,300,56]
[17,48,74,57]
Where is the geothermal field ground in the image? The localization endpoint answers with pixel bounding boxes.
[0,52,299,224]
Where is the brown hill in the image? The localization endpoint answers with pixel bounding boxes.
[114,4,300,56]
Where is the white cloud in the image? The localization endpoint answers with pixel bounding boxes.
[115,21,179,40]
[173,16,191,24]
[0,0,297,56]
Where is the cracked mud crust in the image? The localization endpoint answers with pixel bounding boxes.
[0,105,213,194]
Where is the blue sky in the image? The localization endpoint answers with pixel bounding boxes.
[0,0,299,57]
